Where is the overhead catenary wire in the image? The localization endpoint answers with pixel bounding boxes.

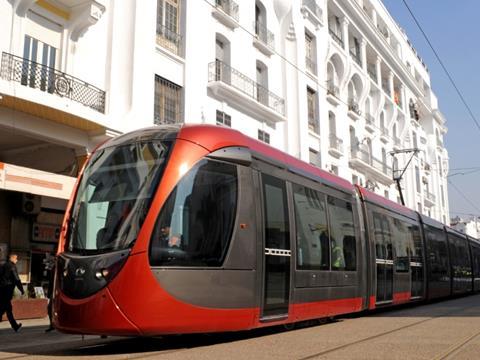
[448,180,480,215]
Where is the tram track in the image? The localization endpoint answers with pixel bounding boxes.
[298,301,480,360]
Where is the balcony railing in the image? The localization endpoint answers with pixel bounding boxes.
[305,56,317,74]
[329,134,344,153]
[351,147,392,175]
[350,50,362,67]
[327,80,339,97]
[209,60,285,116]
[156,23,183,56]
[303,0,323,20]
[254,21,275,50]
[1,52,105,113]
[329,29,344,48]
[214,0,239,22]
[348,98,361,115]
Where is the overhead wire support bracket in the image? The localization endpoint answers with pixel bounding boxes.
[389,148,420,206]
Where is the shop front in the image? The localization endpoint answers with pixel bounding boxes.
[0,162,75,320]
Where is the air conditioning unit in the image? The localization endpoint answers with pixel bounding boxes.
[22,193,41,215]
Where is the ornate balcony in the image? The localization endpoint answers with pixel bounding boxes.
[253,21,275,56]
[207,60,285,123]
[156,23,183,57]
[212,0,239,29]
[326,80,340,106]
[301,0,323,28]
[329,134,344,158]
[350,147,393,185]
[380,125,389,142]
[365,113,375,132]
[1,52,105,113]
[348,98,361,120]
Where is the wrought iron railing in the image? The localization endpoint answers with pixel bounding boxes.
[348,98,361,115]
[351,146,392,175]
[156,23,183,56]
[254,21,275,50]
[1,52,105,113]
[329,134,344,154]
[209,60,285,116]
[327,80,339,97]
[329,29,344,48]
[305,56,317,74]
[302,0,323,20]
[214,0,239,22]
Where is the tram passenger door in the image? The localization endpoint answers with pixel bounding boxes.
[260,173,291,319]
[373,213,393,304]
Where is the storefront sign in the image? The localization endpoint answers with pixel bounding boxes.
[0,162,75,199]
[32,223,61,244]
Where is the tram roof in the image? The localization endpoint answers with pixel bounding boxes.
[356,185,418,220]
[178,124,354,193]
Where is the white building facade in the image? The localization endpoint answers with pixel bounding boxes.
[451,217,480,239]
[0,0,450,281]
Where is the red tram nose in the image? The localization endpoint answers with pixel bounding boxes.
[54,286,141,336]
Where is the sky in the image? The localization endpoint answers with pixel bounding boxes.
[381,0,480,221]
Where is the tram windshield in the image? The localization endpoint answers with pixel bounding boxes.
[67,141,172,254]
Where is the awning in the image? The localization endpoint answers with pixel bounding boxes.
[0,162,76,199]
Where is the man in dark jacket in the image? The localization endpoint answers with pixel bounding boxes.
[0,253,25,332]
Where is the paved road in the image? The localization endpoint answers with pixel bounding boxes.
[1,294,480,359]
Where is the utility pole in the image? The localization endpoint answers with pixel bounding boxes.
[389,148,420,206]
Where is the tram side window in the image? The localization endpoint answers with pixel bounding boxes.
[409,225,423,263]
[450,235,471,278]
[473,245,480,277]
[293,184,329,270]
[149,159,238,267]
[391,217,410,272]
[327,196,356,271]
[425,226,449,280]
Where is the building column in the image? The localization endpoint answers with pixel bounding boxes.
[375,56,381,87]
[371,9,378,27]
[388,71,394,99]
[342,17,350,52]
[361,38,367,71]
[400,83,405,110]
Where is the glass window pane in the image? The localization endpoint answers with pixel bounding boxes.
[293,184,329,270]
[328,196,356,271]
[150,160,237,267]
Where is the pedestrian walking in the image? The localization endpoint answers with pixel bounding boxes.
[0,253,25,332]
[44,257,55,332]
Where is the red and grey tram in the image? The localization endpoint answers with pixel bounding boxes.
[53,125,480,336]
